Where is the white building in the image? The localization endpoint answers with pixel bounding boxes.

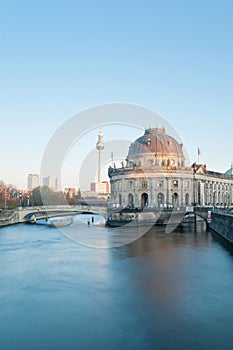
[27,174,40,191]
[43,176,59,192]
[90,181,109,194]
[108,128,233,210]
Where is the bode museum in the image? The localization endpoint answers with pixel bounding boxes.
[108,127,233,213]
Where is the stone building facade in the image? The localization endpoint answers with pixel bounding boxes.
[193,164,233,207]
[108,128,233,209]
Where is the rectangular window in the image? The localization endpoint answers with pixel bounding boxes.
[158,180,163,188]
[118,182,122,190]
[142,180,147,188]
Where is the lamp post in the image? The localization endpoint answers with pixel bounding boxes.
[19,192,22,207]
[166,177,169,209]
[192,166,196,207]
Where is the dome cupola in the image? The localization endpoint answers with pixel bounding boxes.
[126,128,185,169]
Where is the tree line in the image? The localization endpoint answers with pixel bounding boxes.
[0,186,83,209]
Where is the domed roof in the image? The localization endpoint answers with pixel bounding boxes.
[127,128,184,157]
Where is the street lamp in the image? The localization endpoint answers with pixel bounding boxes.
[19,192,22,207]
[166,177,169,209]
[192,166,196,207]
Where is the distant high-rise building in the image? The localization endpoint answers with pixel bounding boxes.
[90,181,109,194]
[43,176,59,192]
[27,174,40,191]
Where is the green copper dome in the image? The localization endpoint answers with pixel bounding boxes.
[225,162,233,175]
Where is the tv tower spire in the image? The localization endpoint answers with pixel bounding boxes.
[96,127,104,183]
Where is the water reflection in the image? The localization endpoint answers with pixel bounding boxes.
[0,223,233,349]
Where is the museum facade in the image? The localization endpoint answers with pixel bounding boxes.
[108,128,233,209]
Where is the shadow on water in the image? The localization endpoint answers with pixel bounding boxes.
[111,220,211,261]
[208,228,233,256]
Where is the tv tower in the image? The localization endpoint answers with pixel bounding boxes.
[96,128,104,183]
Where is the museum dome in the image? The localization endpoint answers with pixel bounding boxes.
[126,128,185,168]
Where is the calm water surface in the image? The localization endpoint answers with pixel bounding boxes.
[0,222,233,350]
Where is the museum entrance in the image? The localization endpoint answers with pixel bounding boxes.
[158,193,164,207]
[172,192,179,207]
[141,193,148,208]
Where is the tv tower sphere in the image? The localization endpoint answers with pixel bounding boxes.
[96,128,104,151]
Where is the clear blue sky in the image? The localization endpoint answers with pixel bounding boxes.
[1,0,233,189]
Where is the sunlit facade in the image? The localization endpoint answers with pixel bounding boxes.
[108,128,233,209]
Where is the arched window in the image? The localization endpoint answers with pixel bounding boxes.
[119,194,122,206]
[128,193,134,207]
[147,159,153,166]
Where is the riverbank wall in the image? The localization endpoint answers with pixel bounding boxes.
[209,212,233,243]
[0,211,21,227]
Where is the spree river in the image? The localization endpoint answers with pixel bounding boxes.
[0,221,233,350]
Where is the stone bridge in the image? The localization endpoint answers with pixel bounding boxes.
[1,205,232,244]
[0,205,108,226]
[194,207,211,221]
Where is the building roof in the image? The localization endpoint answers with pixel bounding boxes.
[127,128,184,158]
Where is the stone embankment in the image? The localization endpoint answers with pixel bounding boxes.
[209,212,233,243]
[0,210,20,227]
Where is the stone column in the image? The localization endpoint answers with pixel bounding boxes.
[166,177,170,208]
[134,179,139,207]
[149,178,153,206]
[181,178,184,207]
